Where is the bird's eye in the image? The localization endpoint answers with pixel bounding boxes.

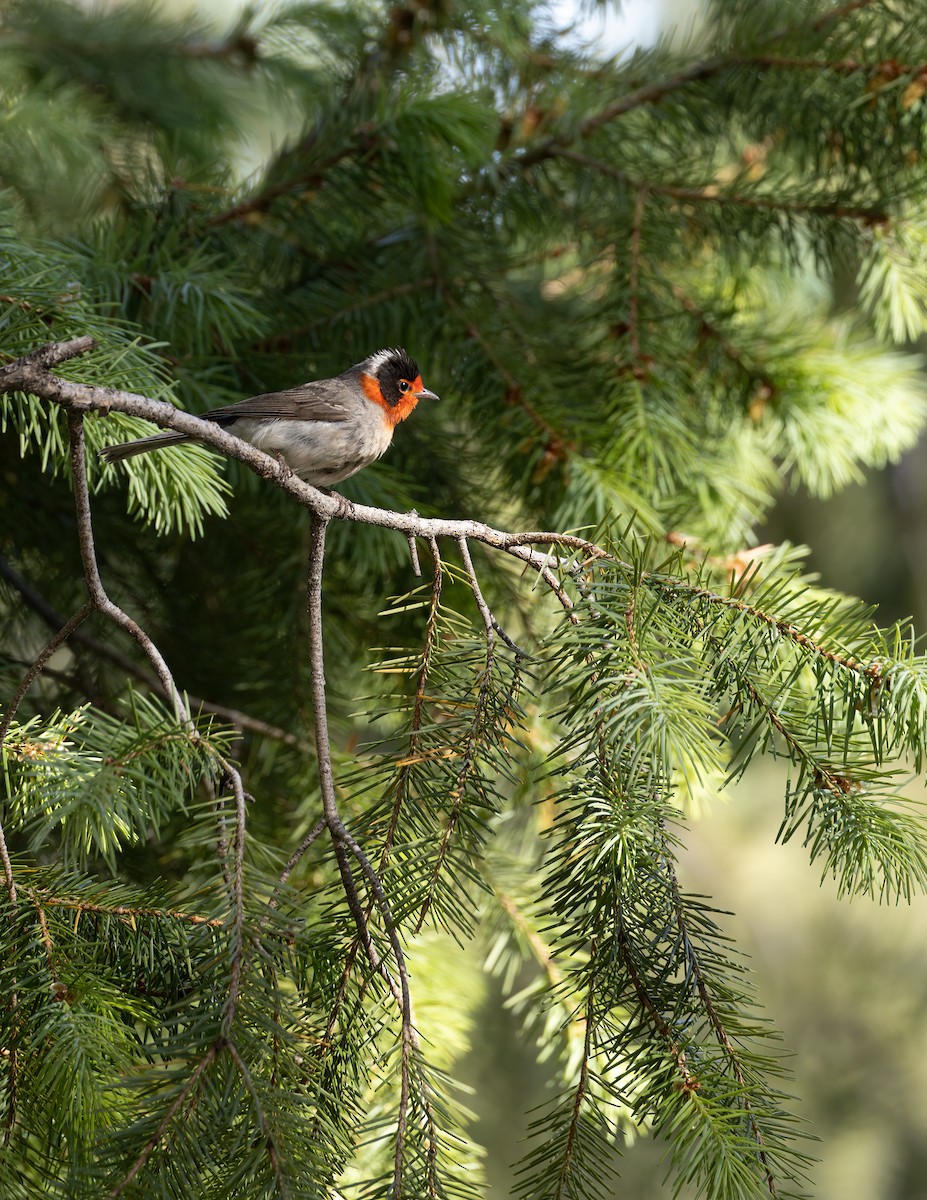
[398,380,411,393]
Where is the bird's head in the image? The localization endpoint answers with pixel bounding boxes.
[359,347,439,424]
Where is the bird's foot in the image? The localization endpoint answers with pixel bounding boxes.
[317,486,353,519]
[272,451,293,479]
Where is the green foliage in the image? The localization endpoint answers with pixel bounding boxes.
[5,0,927,1196]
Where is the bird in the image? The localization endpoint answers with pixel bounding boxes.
[99,348,438,486]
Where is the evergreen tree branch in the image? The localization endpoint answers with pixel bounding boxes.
[493,886,564,990]
[413,539,501,933]
[1,340,606,596]
[628,186,647,364]
[68,406,258,1079]
[0,585,89,903]
[32,892,224,927]
[305,513,421,1194]
[378,539,444,875]
[670,284,775,398]
[670,578,882,680]
[519,0,883,157]
[555,150,890,227]
[0,555,309,749]
[224,1036,289,1197]
[7,339,892,695]
[222,767,249,1035]
[306,515,394,988]
[29,894,60,992]
[0,609,97,907]
[617,925,699,1095]
[252,278,439,352]
[0,604,93,757]
[105,1042,221,1199]
[663,851,777,1195]
[553,973,596,1200]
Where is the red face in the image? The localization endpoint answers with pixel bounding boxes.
[361,371,430,424]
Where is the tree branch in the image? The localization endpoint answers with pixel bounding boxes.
[555,149,889,226]
[67,413,190,725]
[517,0,884,161]
[106,1043,220,1198]
[0,555,310,751]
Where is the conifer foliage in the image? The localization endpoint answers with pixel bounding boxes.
[4,0,927,1195]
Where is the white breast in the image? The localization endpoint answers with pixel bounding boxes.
[230,413,393,485]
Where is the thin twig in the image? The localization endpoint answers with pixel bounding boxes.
[628,185,647,361]
[66,411,252,1065]
[33,893,224,927]
[67,413,189,726]
[555,149,888,226]
[106,1043,220,1198]
[221,767,250,1036]
[305,514,417,1192]
[305,517,401,992]
[225,1038,289,1197]
[0,555,309,748]
[273,818,327,897]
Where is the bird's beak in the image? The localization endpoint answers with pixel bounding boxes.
[415,387,439,402]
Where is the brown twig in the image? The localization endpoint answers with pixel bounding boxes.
[305,519,403,988]
[34,893,224,928]
[304,514,417,1191]
[106,1043,220,1198]
[555,149,888,227]
[271,818,327,903]
[67,413,189,725]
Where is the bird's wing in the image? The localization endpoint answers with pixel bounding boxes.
[206,377,355,424]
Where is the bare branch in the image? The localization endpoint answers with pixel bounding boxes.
[305,517,401,991]
[273,819,327,898]
[0,335,95,377]
[67,413,190,725]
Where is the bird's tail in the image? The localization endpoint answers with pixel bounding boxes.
[98,431,193,464]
